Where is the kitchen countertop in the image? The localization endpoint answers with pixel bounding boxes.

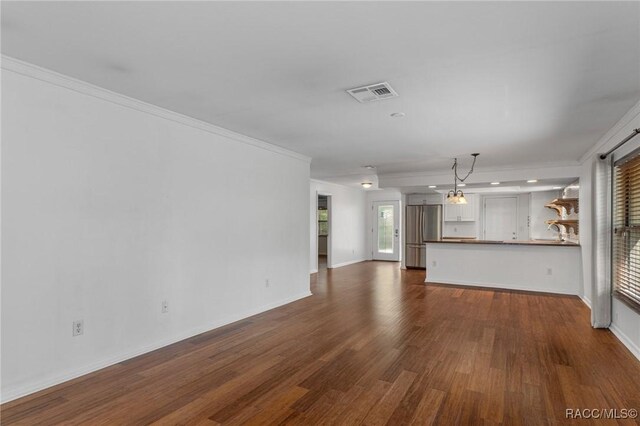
[424,239,580,247]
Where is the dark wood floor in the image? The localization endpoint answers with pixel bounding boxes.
[3,261,640,425]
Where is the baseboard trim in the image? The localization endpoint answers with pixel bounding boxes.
[610,324,640,362]
[329,259,367,269]
[425,278,579,296]
[580,296,592,310]
[0,291,313,403]
[310,269,318,274]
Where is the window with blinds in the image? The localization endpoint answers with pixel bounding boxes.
[613,152,640,312]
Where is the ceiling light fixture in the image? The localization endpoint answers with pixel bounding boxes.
[491,182,500,185]
[446,154,479,205]
[390,112,405,118]
[428,185,437,188]
[361,182,373,189]
[363,165,376,169]
[553,186,562,189]
[527,179,538,183]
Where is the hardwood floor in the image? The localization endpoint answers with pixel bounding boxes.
[3,261,640,425]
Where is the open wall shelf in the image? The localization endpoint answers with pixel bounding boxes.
[545,198,579,216]
[545,219,579,235]
[545,196,579,238]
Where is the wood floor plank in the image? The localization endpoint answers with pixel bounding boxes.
[362,369,417,425]
[2,261,640,425]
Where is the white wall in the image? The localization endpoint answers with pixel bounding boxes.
[426,243,582,295]
[309,180,367,272]
[530,190,562,240]
[1,62,311,401]
[580,100,640,360]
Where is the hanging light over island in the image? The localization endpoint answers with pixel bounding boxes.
[446,153,479,205]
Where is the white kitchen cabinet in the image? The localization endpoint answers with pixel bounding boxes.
[407,194,427,205]
[407,193,443,205]
[444,203,461,221]
[460,194,477,221]
[444,194,477,222]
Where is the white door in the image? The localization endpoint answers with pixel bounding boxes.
[484,197,518,241]
[372,201,400,261]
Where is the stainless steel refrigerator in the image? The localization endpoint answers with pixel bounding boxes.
[405,204,442,269]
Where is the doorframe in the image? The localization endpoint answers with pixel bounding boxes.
[482,195,519,240]
[316,191,332,269]
[371,200,401,262]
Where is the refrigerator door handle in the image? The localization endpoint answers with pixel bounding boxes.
[419,206,425,242]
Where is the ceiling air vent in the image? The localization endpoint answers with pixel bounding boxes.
[346,82,398,103]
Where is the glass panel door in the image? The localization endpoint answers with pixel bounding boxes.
[372,201,400,261]
[377,205,394,253]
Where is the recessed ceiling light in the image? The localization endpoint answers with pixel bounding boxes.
[390,112,405,118]
[428,185,437,188]
[458,183,466,187]
[363,165,376,169]
[491,182,500,185]
[361,182,373,188]
[527,179,538,183]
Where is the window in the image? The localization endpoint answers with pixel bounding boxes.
[377,205,394,253]
[613,152,640,311]
[318,209,328,236]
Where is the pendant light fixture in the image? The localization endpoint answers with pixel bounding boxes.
[446,153,479,204]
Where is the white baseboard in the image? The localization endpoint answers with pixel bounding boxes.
[310,269,318,274]
[425,278,578,296]
[610,324,640,362]
[0,291,313,403]
[329,258,367,269]
[580,296,592,310]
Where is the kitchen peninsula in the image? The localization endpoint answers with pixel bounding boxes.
[425,239,581,295]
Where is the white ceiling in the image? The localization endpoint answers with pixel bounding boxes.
[3,2,639,181]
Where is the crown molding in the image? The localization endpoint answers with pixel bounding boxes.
[579,99,640,164]
[1,55,311,164]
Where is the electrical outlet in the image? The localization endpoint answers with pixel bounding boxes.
[162,300,169,314]
[265,279,270,288]
[546,268,553,276]
[73,320,83,337]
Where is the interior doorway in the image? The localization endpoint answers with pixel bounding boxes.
[317,194,331,270]
[372,200,400,261]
